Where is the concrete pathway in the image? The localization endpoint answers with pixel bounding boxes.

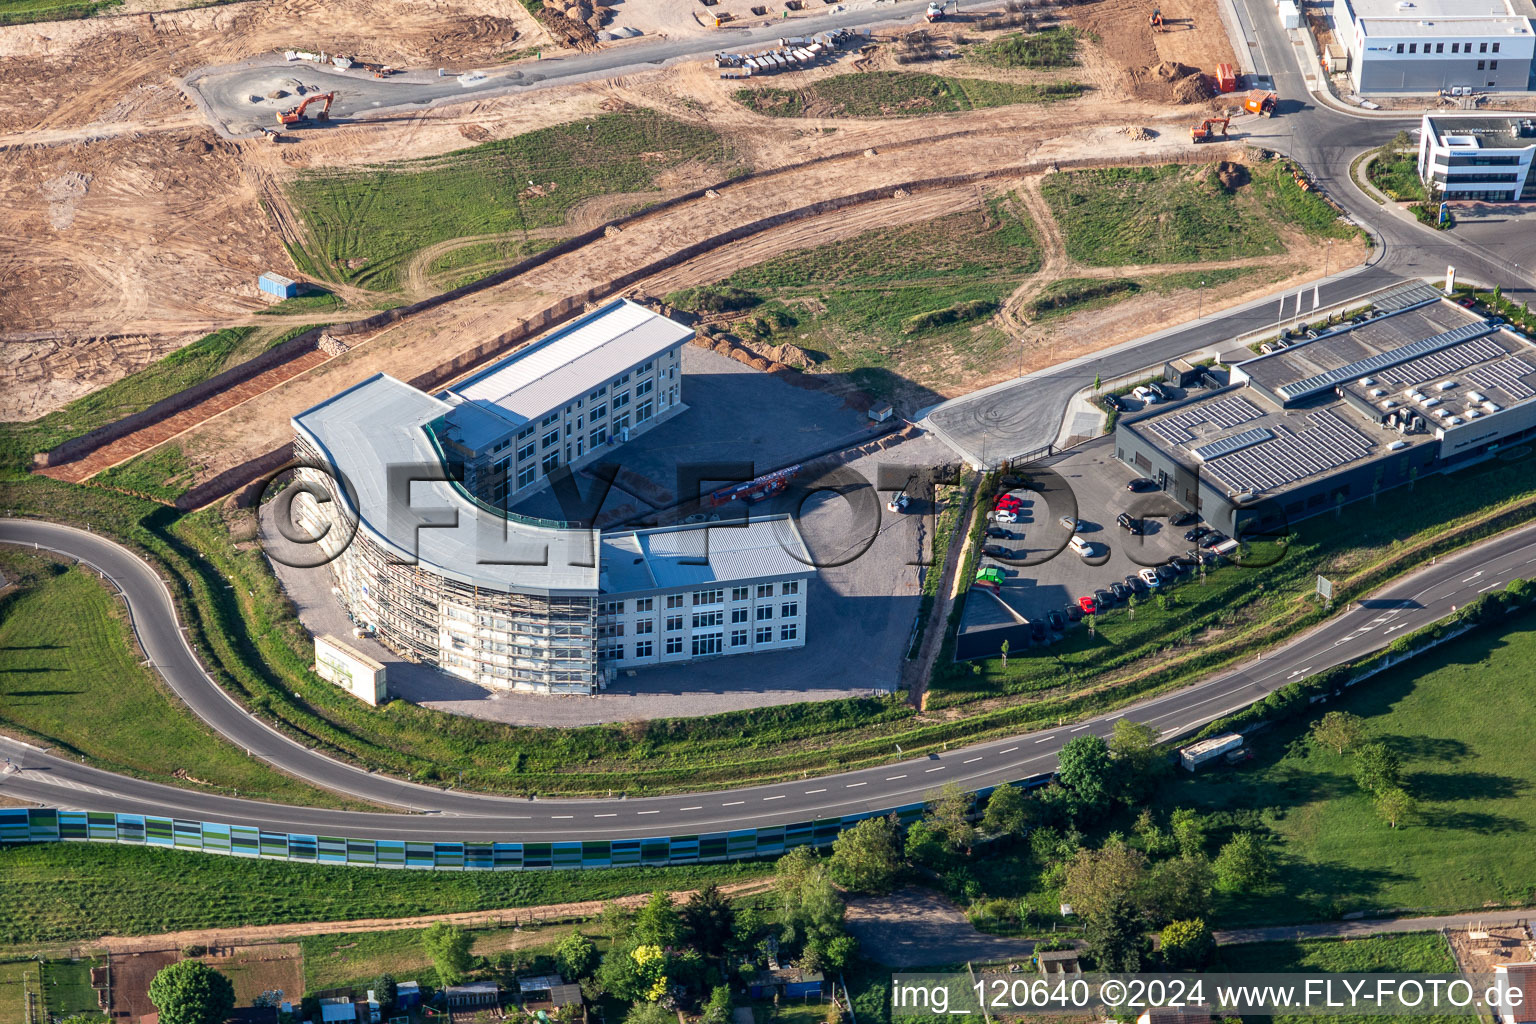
[1215,908,1535,946]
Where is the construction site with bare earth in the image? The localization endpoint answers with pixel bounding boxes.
[1,0,1360,495]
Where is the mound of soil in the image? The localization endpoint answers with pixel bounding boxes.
[1133,60,1215,103]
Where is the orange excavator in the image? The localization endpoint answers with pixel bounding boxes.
[276,91,335,128]
[1190,116,1231,142]
[1149,7,1165,30]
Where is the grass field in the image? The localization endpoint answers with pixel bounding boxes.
[0,549,354,807]
[256,289,347,316]
[40,959,102,1019]
[93,443,196,501]
[0,0,119,23]
[0,961,41,1024]
[1157,615,1536,924]
[301,923,586,991]
[426,237,561,291]
[968,27,1080,68]
[0,324,313,479]
[286,110,737,291]
[0,841,770,944]
[1367,151,1428,202]
[735,73,1082,119]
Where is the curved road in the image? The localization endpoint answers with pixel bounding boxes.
[4,517,1535,841]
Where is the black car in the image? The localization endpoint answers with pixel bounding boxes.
[1116,512,1144,534]
[1126,477,1158,492]
[1155,564,1178,582]
[1103,394,1124,412]
[1031,620,1049,643]
[1094,588,1115,608]
[1065,603,1084,622]
[985,527,1014,539]
[1169,556,1195,574]
[1109,582,1131,603]
[1184,525,1212,543]
[1047,610,1067,632]
[1170,511,1198,527]
[1199,531,1228,549]
[1124,574,1148,596]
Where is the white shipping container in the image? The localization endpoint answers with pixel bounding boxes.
[315,634,388,705]
[1180,732,1243,771]
[1278,1,1302,27]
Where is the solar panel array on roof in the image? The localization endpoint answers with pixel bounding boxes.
[1201,409,1374,495]
[1142,395,1265,446]
[1376,336,1506,388]
[1370,281,1444,312]
[1192,427,1273,462]
[1465,356,1536,401]
[1277,322,1495,402]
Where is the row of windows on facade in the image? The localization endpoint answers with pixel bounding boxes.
[599,602,801,637]
[489,364,665,457]
[1393,40,1501,54]
[599,622,801,660]
[596,581,801,617]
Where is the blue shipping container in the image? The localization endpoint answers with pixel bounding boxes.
[259,272,298,298]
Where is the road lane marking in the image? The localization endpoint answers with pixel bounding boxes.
[681,806,702,811]
[1000,746,1019,754]
[594,813,616,818]
[805,788,827,794]
[763,794,785,800]
[1463,571,1483,583]
[1478,581,1502,592]
[1035,736,1054,743]
[846,782,866,788]
[925,766,945,772]
[552,815,573,819]
[886,774,907,780]
[963,757,983,764]
[723,801,744,806]
[1070,724,1092,732]
[637,810,659,815]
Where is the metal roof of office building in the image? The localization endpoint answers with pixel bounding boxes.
[599,516,814,595]
[443,299,693,439]
[293,373,600,597]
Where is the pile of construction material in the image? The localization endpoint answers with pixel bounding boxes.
[546,0,613,33]
[1136,60,1216,103]
[714,27,860,76]
[1118,125,1154,141]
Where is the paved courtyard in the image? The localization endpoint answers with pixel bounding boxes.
[846,888,1038,968]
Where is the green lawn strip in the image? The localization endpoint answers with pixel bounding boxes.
[286,110,737,291]
[39,958,103,1019]
[1040,163,1284,266]
[426,238,560,276]
[926,445,1536,708]
[1249,157,1363,240]
[736,72,1082,119]
[0,960,42,1024]
[0,841,770,944]
[256,289,347,315]
[0,0,119,23]
[92,442,196,502]
[1366,150,1428,203]
[0,549,359,808]
[968,27,1080,68]
[1159,616,1536,925]
[300,923,592,992]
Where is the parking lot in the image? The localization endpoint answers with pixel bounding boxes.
[958,437,1216,658]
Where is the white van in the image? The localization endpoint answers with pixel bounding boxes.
[1068,535,1093,557]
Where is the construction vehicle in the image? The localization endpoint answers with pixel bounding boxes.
[886,480,912,513]
[925,0,957,21]
[1149,7,1164,31]
[276,91,335,128]
[1241,88,1278,117]
[1190,116,1230,142]
[260,127,282,144]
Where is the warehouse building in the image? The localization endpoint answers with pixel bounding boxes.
[1115,282,1536,534]
[289,307,815,695]
[1418,113,1536,200]
[596,518,812,670]
[433,299,691,506]
[1332,0,1536,93]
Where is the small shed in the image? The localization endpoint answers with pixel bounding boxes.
[259,272,299,300]
[749,968,825,1000]
[518,975,582,1008]
[444,982,500,1008]
[394,983,421,1009]
[1037,950,1081,976]
[1164,358,1200,388]
[1325,43,1349,73]
[319,998,357,1024]
[867,402,894,423]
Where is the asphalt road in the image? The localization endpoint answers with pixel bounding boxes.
[4,516,1535,841]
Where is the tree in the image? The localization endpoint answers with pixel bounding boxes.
[1110,719,1160,771]
[1144,855,1214,925]
[981,784,1031,838]
[1213,832,1275,892]
[927,783,977,853]
[829,815,903,893]
[1353,742,1402,795]
[1169,808,1206,858]
[1062,841,1148,926]
[1310,711,1364,755]
[1133,810,1175,857]
[555,932,599,980]
[1127,594,1138,620]
[422,922,474,986]
[1000,639,1009,668]
[682,884,736,956]
[598,900,632,943]
[1159,919,1213,970]
[1375,786,1417,829]
[148,962,236,1024]
[731,902,765,953]
[634,891,682,948]
[775,847,847,950]
[372,976,397,1013]
[702,986,734,1024]
[624,1003,674,1024]
[1085,898,1147,972]
[1057,735,1114,808]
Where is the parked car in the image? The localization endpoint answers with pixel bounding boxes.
[1066,602,1085,621]
[1030,620,1049,643]
[985,527,1014,539]
[1059,515,1081,530]
[1116,512,1144,535]
[1124,574,1148,595]
[1047,610,1067,632]
[1456,296,1477,308]
[992,509,1018,523]
[1069,535,1093,557]
[1147,382,1169,400]
[983,544,1012,558]
[1199,531,1228,549]
[1170,556,1196,574]
[1103,394,1124,412]
[995,496,1024,512]
[1094,588,1115,609]
[1184,525,1212,543]
[1109,582,1131,603]
[1126,477,1158,492]
[1170,511,1198,527]
[1132,386,1161,404]
[1155,564,1178,582]
[1077,595,1098,615]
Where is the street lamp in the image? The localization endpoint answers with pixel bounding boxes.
[1324,238,1334,278]
[1198,278,1206,319]
[1018,337,1026,378]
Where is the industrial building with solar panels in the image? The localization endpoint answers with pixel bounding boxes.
[1114,282,1536,535]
